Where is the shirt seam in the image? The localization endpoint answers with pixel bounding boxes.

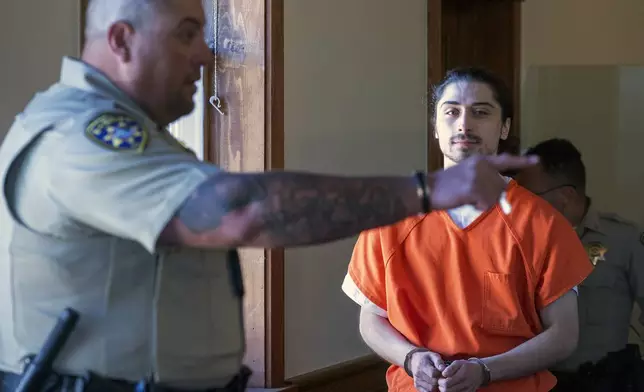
[382,215,430,269]
[142,168,210,254]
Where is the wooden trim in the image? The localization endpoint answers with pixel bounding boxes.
[264,0,285,387]
[286,355,388,392]
[79,0,87,51]
[511,1,522,148]
[426,0,444,171]
[202,64,214,162]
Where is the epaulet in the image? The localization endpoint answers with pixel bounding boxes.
[83,111,149,153]
[598,211,638,227]
[599,212,644,246]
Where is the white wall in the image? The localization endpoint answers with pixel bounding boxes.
[0,1,80,142]
[283,0,427,378]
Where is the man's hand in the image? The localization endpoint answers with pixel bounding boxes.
[437,360,484,392]
[410,350,447,392]
[428,153,539,211]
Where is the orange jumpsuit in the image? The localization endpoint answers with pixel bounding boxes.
[343,180,594,392]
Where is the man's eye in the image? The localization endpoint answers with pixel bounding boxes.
[179,30,197,43]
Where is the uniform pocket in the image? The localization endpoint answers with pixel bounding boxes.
[481,272,520,333]
[581,267,617,289]
[580,270,621,325]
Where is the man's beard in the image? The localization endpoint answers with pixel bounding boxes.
[446,135,483,163]
[444,148,480,164]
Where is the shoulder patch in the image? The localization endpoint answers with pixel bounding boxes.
[640,232,643,245]
[84,113,148,152]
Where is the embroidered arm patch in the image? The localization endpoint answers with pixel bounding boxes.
[85,113,148,152]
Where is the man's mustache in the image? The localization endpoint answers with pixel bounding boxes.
[451,135,481,143]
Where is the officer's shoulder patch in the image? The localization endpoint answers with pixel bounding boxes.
[84,112,148,152]
[640,232,644,246]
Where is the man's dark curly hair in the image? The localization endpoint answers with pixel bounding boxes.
[524,138,586,193]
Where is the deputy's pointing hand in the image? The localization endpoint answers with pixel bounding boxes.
[427,153,539,211]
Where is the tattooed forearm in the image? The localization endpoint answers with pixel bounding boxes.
[177,171,422,248]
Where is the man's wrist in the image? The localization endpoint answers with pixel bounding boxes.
[412,171,431,214]
[404,347,428,376]
[468,357,491,386]
[424,172,434,213]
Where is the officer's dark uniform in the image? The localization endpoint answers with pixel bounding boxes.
[551,200,644,391]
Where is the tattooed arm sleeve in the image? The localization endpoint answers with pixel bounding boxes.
[158,171,423,249]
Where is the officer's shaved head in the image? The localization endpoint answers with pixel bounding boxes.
[523,138,586,193]
[85,0,175,41]
[514,138,588,225]
[82,0,211,127]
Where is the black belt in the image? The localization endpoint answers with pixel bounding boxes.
[0,366,251,392]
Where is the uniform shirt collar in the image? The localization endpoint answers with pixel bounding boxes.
[59,56,152,125]
[576,198,605,236]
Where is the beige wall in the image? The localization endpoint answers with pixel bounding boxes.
[283,0,427,378]
[522,0,644,347]
[522,0,644,68]
[0,1,80,141]
[521,0,644,222]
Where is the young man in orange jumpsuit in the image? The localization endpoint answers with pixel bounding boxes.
[342,68,594,392]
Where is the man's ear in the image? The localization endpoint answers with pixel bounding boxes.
[500,118,511,140]
[560,185,579,201]
[107,22,135,62]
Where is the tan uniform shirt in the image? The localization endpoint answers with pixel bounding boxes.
[555,201,644,371]
[0,57,244,388]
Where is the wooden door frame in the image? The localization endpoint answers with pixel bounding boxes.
[426,0,444,171]
[265,0,285,387]
[79,0,87,52]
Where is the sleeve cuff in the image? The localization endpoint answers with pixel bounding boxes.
[141,168,210,254]
[341,274,387,318]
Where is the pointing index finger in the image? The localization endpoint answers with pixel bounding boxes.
[487,154,540,171]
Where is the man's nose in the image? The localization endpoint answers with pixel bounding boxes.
[457,113,473,132]
[196,40,213,67]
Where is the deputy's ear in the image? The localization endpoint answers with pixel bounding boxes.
[107,21,135,62]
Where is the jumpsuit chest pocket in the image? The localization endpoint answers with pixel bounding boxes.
[481,271,522,333]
